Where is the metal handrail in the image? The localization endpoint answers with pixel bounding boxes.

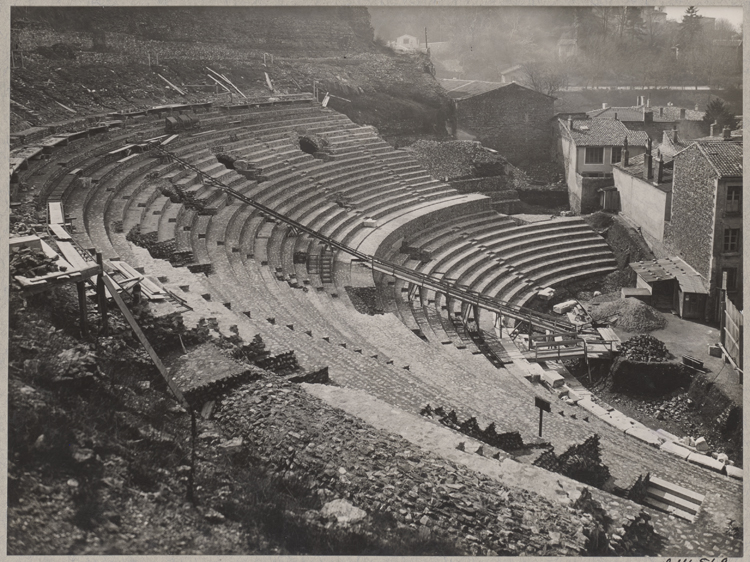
[152,146,576,334]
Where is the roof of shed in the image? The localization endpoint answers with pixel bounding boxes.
[439,79,553,100]
[560,118,649,147]
[630,257,708,294]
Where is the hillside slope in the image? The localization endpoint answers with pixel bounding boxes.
[11,7,450,140]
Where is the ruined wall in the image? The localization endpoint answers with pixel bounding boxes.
[610,357,691,396]
[455,84,554,167]
[612,166,669,244]
[663,144,717,280]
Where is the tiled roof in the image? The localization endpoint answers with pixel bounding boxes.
[561,118,649,147]
[693,140,743,177]
[440,79,508,99]
[614,152,673,190]
[656,130,689,161]
[439,79,551,100]
[630,257,708,294]
[586,106,704,122]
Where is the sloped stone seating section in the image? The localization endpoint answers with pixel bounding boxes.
[23,99,742,554]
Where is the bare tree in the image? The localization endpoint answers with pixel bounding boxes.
[522,61,569,96]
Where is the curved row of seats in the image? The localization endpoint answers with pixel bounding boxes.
[21,99,742,526]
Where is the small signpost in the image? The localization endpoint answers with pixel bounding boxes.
[535,396,551,437]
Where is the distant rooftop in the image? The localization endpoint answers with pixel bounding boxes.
[439,79,551,100]
[691,139,743,177]
[560,118,649,147]
[587,105,704,123]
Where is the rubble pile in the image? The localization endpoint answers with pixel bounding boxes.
[619,334,670,362]
[420,405,526,453]
[344,286,384,316]
[10,211,41,236]
[10,247,62,278]
[214,377,590,556]
[533,435,611,490]
[170,343,264,405]
[125,225,181,264]
[588,298,667,333]
[406,140,509,181]
[608,511,663,555]
[521,160,564,185]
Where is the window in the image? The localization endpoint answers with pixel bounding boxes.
[585,147,604,164]
[726,185,742,213]
[723,228,740,252]
[611,146,622,163]
[722,268,738,291]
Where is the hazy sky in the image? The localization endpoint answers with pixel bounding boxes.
[663,6,743,28]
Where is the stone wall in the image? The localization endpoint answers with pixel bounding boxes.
[663,144,717,280]
[610,357,691,396]
[569,175,613,215]
[454,84,554,167]
[612,167,669,244]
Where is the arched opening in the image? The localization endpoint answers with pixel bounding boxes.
[299,137,319,155]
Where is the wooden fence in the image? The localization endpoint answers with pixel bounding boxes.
[721,295,743,379]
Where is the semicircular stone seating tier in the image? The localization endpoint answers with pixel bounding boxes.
[30,100,742,541]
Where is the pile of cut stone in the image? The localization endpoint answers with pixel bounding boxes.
[10,247,62,278]
[619,334,669,362]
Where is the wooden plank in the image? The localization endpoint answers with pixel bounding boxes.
[161,134,179,146]
[117,153,141,164]
[103,275,189,407]
[208,74,231,93]
[157,73,186,96]
[109,260,165,298]
[48,202,65,224]
[49,223,72,241]
[56,240,92,271]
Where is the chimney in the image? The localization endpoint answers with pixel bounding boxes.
[710,121,719,136]
[695,104,699,111]
[636,95,642,106]
[679,108,686,119]
[614,112,618,120]
[623,137,629,167]
[672,127,678,144]
[646,97,651,108]
[659,107,664,117]
[645,137,653,180]
[643,109,653,123]
[656,152,664,184]
[567,117,573,131]
[723,126,732,140]
[602,102,609,109]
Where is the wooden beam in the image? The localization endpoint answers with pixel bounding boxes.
[102,275,189,407]
[208,75,231,93]
[77,281,88,337]
[156,73,186,96]
[206,67,246,98]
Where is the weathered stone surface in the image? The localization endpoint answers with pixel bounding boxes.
[320,499,367,525]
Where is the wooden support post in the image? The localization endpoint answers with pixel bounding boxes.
[96,253,108,335]
[187,410,197,504]
[539,408,544,437]
[102,275,189,408]
[719,271,727,346]
[77,281,88,337]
